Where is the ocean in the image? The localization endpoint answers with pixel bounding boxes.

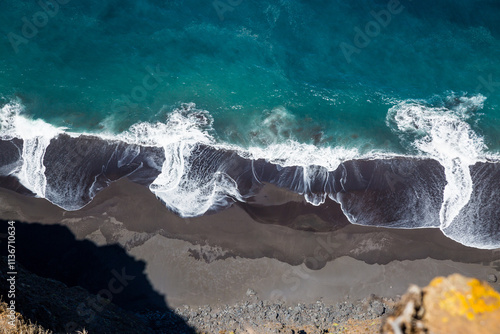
[1,0,500,249]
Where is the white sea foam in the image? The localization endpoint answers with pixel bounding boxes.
[246,140,359,172]
[119,103,246,217]
[242,105,359,206]
[0,100,359,215]
[119,104,359,213]
[387,94,487,229]
[0,101,63,197]
[1,98,499,248]
[1,97,490,234]
[246,105,360,171]
[244,141,359,206]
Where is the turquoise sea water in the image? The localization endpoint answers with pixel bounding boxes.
[1,0,499,153]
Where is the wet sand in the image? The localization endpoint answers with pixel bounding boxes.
[0,178,499,309]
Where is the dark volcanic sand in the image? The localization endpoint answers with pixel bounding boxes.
[0,177,499,332]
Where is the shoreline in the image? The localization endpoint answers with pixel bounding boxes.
[1,178,499,311]
[2,132,500,248]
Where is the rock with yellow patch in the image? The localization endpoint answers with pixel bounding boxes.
[424,274,500,333]
[383,273,500,334]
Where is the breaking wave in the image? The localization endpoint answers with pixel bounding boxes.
[1,95,499,249]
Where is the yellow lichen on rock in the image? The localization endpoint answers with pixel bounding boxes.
[383,273,500,334]
[467,278,500,314]
[434,276,500,321]
[429,277,444,287]
[426,273,500,330]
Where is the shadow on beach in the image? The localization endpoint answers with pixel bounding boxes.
[0,219,195,334]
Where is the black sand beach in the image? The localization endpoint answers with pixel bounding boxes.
[1,177,499,313]
[1,134,500,331]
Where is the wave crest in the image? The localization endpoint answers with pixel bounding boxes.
[387,94,487,228]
